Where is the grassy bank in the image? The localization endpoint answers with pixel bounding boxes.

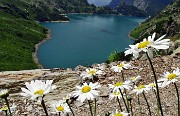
[0,11,48,71]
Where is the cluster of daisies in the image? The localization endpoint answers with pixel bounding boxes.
[0,32,179,116]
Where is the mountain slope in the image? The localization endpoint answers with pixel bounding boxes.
[130,0,180,42]
[87,0,112,6]
[108,0,134,8]
[133,0,173,15]
[0,11,48,71]
[116,4,147,17]
[0,0,70,21]
[108,0,173,16]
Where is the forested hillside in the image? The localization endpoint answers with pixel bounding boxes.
[130,0,180,42]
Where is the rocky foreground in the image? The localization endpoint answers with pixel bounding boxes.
[0,54,180,116]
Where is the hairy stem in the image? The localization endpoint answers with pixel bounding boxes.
[119,88,129,113]
[130,99,133,116]
[88,100,93,116]
[94,99,97,116]
[121,70,125,81]
[66,99,75,116]
[4,98,12,116]
[138,95,142,116]
[146,52,163,116]
[41,98,49,116]
[143,92,152,116]
[5,110,8,116]
[174,83,180,116]
[117,97,123,111]
[153,90,160,116]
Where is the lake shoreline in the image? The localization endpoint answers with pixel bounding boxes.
[32,30,51,69]
[44,20,70,23]
[128,31,137,41]
[127,20,147,41]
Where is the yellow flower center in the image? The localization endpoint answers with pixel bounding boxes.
[150,83,156,87]
[114,113,123,116]
[131,77,136,81]
[136,85,145,90]
[138,41,151,49]
[0,106,8,111]
[167,74,177,80]
[88,70,96,75]
[82,86,91,93]
[114,82,123,87]
[117,63,124,67]
[34,89,44,95]
[113,92,121,95]
[56,106,64,111]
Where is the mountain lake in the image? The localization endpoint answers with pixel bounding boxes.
[38,14,146,68]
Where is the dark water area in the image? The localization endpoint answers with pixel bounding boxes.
[38,14,146,68]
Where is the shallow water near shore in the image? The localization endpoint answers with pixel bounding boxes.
[38,14,146,68]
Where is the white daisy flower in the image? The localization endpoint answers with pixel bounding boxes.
[0,106,8,112]
[129,75,141,83]
[51,100,70,115]
[62,94,72,102]
[0,104,16,113]
[73,82,101,103]
[108,80,132,93]
[136,32,170,52]
[125,33,170,58]
[124,45,140,59]
[109,91,122,100]
[80,68,103,80]
[111,109,129,116]
[158,67,180,88]
[0,89,9,98]
[111,62,131,73]
[146,82,162,92]
[147,83,156,91]
[21,80,56,101]
[131,84,150,95]
[10,104,16,113]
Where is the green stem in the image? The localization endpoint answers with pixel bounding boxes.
[4,97,12,116]
[94,99,97,116]
[66,99,75,116]
[153,90,160,116]
[130,99,133,116]
[5,110,8,116]
[119,88,129,113]
[41,98,49,116]
[88,100,93,116]
[121,70,125,81]
[146,52,163,116]
[174,83,180,116]
[117,97,123,111]
[122,71,130,110]
[138,95,142,116]
[143,92,152,116]
[124,90,129,111]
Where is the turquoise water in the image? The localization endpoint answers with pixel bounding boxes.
[38,14,146,68]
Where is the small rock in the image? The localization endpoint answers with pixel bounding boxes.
[108,76,115,81]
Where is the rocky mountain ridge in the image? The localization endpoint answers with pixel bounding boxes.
[108,0,173,16]
[130,0,180,42]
